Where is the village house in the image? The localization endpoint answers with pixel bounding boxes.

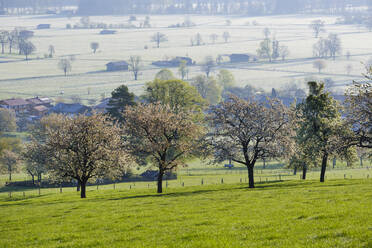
[106,61,129,71]
[152,56,193,67]
[0,98,30,114]
[49,103,92,116]
[37,24,51,29]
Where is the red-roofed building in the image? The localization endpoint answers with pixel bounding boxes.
[0,98,30,114]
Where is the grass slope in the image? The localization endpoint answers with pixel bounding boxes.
[1,179,372,247]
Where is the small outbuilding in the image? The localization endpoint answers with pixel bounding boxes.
[152,56,193,67]
[37,24,51,29]
[100,29,117,35]
[106,61,129,72]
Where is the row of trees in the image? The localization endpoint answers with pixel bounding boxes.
[77,0,369,15]
[17,67,371,198]
[0,28,36,59]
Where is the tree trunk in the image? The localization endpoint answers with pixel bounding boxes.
[247,165,254,188]
[157,170,164,193]
[320,153,328,183]
[333,157,336,168]
[360,157,363,167]
[80,181,86,198]
[263,158,266,169]
[31,175,35,185]
[76,181,80,192]
[293,167,297,175]
[9,170,11,181]
[302,165,307,180]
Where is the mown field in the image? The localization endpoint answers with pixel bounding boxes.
[0,179,371,248]
[0,14,371,103]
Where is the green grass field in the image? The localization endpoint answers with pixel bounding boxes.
[0,179,371,247]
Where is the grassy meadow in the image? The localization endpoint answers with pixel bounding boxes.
[0,14,371,103]
[0,179,372,247]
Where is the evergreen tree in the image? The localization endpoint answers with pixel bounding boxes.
[107,85,136,124]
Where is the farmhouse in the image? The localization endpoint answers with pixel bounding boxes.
[106,61,129,71]
[228,54,253,63]
[26,96,53,108]
[30,105,49,117]
[152,56,193,67]
[37,24,51,29]
[100,29,116,35]
[49,103,92,116]
[0,98,29,114]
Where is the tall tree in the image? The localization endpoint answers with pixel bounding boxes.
[192,75,222,105]
[151,32,168,48]
[178,60,189,80]
[19,40,36,60]
[217,69,235,89]
[0,149,19,182]
[90,42,99,53]
[344,73,372,148]
[155,68,174,81]
[0,108,16,132]
[257,38,272,62]
[201,56,215,77]
[107,85,136,124]
[0,30,8,54]
[48,45,55,58]
[309,19,325,38]
[207,95,291,188]
[123,103,205,193]
[58,58,72,76]
[128,55,142,80]
[143,79,205,114]
[297,82,351,182]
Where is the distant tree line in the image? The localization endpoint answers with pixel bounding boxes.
[77,0,369,16]
[0,0,78,14]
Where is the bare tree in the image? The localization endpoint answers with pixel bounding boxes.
[207,95,291,188]
[151,32,168,48]
[7,30,17,54]
[313,59,327,73]
[279,45,290,61]
[129,55,142,80]
[48,45,55,58]
[123,103,205,193]
[327,33,342,60]
[346,64,353,75]
[309,19,325,38]
[19,40,36,60]
[222,31,230,43]
[201,56,215,77]
[209,33,218,44]
[0,30,8,54]
[90,42,99,53]
[263,27,271,39]
[257,38,272,62]
[178,60,189,80]
[58,58,72,76]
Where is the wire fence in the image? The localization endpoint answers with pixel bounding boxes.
[1,166,371,200]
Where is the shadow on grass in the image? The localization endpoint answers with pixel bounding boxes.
[106,179,358,202]
[0,179,366,207]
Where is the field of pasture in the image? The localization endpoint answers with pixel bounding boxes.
[0,14,371,103]
[0,179,371,247]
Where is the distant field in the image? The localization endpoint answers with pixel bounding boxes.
[0,179,371,247]
[0,14,371,103]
